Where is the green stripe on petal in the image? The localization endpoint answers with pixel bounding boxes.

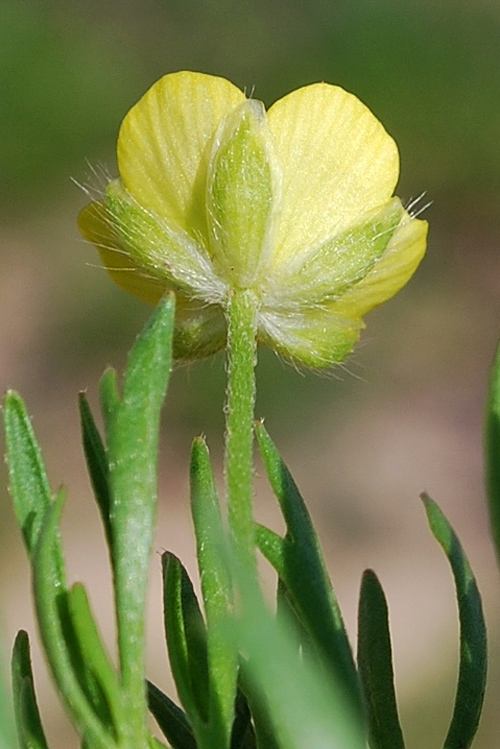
[266,197,404,309]
[207,100,281,289]
[259,308,363,367]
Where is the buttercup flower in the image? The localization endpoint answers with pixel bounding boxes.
[79,71,427,365]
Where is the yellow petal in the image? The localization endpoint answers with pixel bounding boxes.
[258,308,363,367]
[207,100,281,288]
[78,201,166,305]
[117,71,245,239]
[334,215,428,318]
[267,83,399,265]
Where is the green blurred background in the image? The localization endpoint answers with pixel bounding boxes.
[2,0,500,746]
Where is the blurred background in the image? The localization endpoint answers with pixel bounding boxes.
[1,0,500,745]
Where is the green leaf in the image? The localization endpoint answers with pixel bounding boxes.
[147,681,196,749]
[105,294,174,737]
[230,688,255,749]
[162,552,209,729]
[11,631,47,749]
[237,663,279,749]
[99,369,120,432]
[234,577,365,749]
[422,494,487,749]
[190,437,237,748]
[67,584,124,737]
[254,422,365,723]
[78,393,112,549]
[32,491,116,749]
[3,391,63,579]
[485,336,500,566]
[357,570,405,749]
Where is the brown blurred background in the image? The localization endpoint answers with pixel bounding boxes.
[1,0,500,746]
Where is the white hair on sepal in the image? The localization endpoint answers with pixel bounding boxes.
[404,192,432,220]
[71,160,114,202]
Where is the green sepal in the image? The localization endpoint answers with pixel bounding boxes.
[357,570,405,749]
[279,197,404,305]
[254,422,364,722]
[485,334,500,566]
[11,630,48,749]
[207,100,278,288]
[162,553,211,731]
[147,681,196,749]
[78,393,112,550]
[3,391,64,580]
[190,437,237,748]
[105,294,174,738]
[422,494,487,749]
[32,491,116,749]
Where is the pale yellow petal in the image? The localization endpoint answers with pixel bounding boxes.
[117,71,245,239]
[258,308,363,367]
[267,83,399,264]
[334,216,428,318]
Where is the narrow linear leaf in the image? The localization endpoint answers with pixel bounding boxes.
[485,336,500,566]
[162,552,209,729]
[78,393,112,549]
[148,736,169,749]
[106,294,174,736]
[255,526,308,653]
[255,422,364,722]
[234,579,365,749]
[357,570,405,749]
[33,491,116,749]
[99,369,120,433]
[230,688,255,749]
[147,681,196,749]
[190,437,237,748]
[3,392,63,578]
[423,494,487,749]
[11,631,48,749]
[254,525,284,574]
[68,584,124,737]
[238,662,280,749]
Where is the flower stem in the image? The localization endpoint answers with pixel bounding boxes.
[225,289,259,579]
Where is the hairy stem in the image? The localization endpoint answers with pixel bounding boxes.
[224,289,259,579]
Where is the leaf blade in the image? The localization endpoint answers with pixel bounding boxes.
[357,570,405,749]
[78,393,112,549]
[255,422,364,722]
[190,437,237,748]
[11,631,48,749]
[423,494,487,749]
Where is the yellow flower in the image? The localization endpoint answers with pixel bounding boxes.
[78,71,427,366]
